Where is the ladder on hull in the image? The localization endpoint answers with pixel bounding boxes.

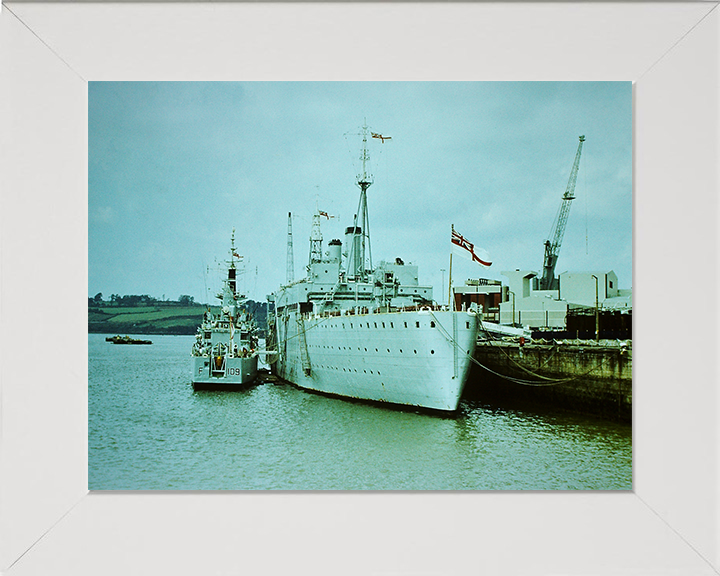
[297,314,312,376]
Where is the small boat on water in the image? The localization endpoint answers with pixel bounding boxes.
[106,335,153,345]
[191,233,259,390]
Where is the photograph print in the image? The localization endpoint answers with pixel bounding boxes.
[89,81,632,490]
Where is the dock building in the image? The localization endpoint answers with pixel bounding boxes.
[453,270,632,333]
[452,278,506,323]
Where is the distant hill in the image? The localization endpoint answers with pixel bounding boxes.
[88,297,270,336]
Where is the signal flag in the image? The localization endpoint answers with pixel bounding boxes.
[451,226,491,267]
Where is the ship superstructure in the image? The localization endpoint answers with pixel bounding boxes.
[191,233,259,390]
[267,125,479,411]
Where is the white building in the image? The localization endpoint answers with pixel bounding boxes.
[498,269,632,329]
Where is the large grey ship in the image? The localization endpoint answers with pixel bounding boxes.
[267,126,479,411]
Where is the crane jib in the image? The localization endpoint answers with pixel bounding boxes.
[539,135,586,291]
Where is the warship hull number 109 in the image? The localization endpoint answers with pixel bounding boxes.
[191,234,259,390]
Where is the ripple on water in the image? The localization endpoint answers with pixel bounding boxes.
[89,334,632,490]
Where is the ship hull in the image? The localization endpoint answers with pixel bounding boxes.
[192,355,259,390]
[273,309,478,412]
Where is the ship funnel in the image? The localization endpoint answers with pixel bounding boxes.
[345,226,362,278]
[328,239,342,263]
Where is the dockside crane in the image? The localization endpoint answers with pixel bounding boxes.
[538,135,586,291]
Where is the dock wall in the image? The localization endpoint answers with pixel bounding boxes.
[465,341,632,421]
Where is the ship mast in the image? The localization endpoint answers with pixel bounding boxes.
[228,228,238,297]
[226,229,240,355]
[286,212,295,284]
[308,202,324,265]
[348,122,374,281]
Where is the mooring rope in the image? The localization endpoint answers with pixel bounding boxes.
[428,310,617,387]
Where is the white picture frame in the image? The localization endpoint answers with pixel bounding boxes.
[1,2,718,574]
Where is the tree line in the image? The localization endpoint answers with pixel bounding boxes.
[88,293,200,307]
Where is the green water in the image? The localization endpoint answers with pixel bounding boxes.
[89,334,632,490]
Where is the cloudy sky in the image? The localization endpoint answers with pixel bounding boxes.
[89,81,632,304]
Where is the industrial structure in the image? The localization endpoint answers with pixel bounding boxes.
[451,135,631,338]
[453,279,505,322]
[498,269,631,329]
[452,270,631,337]
[538,135,585,291]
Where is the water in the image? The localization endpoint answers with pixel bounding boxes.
[89,334,632,490]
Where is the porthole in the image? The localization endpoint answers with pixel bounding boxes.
[431,350,435,355]
[430,321,435,328]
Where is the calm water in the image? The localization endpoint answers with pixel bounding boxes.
[89,334,632,490]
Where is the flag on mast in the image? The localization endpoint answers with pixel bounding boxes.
[451,226,492,267]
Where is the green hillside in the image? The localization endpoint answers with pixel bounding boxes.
[89,306,205,335]
[88,300,270,336]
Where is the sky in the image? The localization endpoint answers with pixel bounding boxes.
[88,81,632,305]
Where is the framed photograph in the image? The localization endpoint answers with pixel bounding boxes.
[1,2,718,574]
[86,79,633,492]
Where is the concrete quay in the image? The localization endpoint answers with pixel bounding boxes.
[464,340,632,422]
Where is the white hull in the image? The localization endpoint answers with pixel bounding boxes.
[273,309,478,411]
[192,355,259,389]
